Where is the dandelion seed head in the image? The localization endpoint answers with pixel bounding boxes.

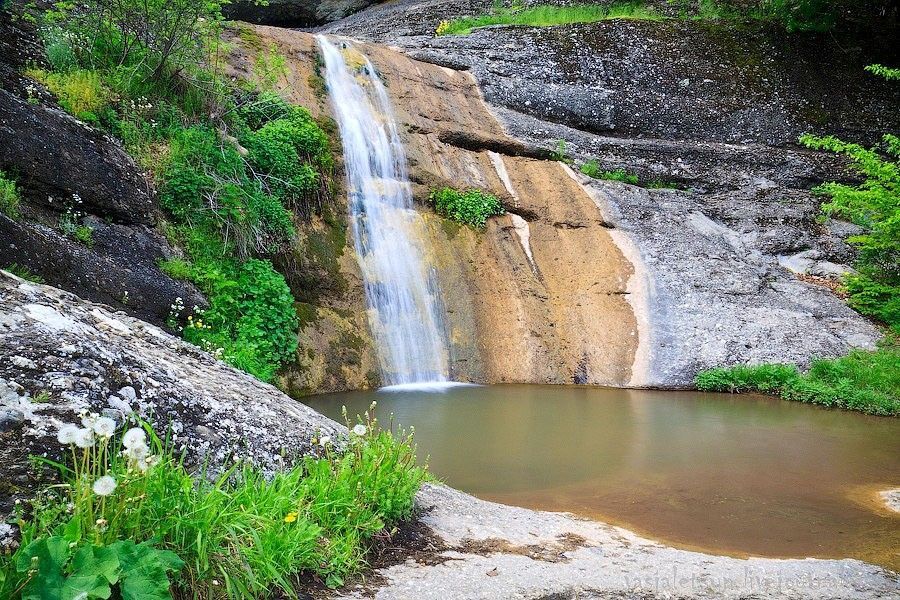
[352,424,367,436]
[73,428,94,448]
[57,423,79,445]
[93,417,116,438]
[122,427,146,449]
[92,476,117,497]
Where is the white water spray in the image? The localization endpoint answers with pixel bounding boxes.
[317,36,449,386]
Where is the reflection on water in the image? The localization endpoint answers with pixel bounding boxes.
[304,385,900,569]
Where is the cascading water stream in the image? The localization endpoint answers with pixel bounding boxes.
[317,36,450,386]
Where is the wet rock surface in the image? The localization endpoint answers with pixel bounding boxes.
[0,271,342,516]
[335,483,900,599]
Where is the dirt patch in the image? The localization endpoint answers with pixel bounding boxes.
[458,532,589,564]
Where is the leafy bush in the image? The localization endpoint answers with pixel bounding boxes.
[865,64,900,81]
[179,256,299,382]
[0,411,426,598]
[429,187,504,228]
[697,347,899,415]
[0,171,20,218]
[799,133,899,332]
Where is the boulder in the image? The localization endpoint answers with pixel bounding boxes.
[0,271,342,516]
[0,89,154,226]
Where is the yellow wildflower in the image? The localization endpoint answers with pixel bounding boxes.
[436,20,451,36]
[284,512,298,523]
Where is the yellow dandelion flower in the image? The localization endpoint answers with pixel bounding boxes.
[284,512,298,523]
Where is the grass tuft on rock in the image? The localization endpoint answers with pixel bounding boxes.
[436,2,664,36]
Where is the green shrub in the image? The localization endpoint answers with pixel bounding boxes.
[800,133,899,332]
[429,187,504,228]
[696,347,899,416]
[0,412,425,598]
[865,64,900,81]
[580,162,640,185]
[0,171,20,218]
[181,257,299,382]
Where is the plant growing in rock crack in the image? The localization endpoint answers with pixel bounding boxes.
[0,171,21,219]
[429,187,504,228]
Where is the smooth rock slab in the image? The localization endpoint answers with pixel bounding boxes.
[341,484,899,599]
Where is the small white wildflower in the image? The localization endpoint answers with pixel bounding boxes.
[122,427,146,449]
[92,476,117,497]
[73,428,94,448]
[352,424,367,436]
[318,435,331,447]
[57,424,79,445]
[93,417,116,438]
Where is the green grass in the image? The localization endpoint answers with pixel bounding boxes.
[436,2,664,35]
[697,347,900,416]
[0,171,20,219]
[0,413,426,598]
[3,263,44,283]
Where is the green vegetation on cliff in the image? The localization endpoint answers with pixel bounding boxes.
[436,0,897,35]
[436,2,663,35]
[25,0,336,381]
[0,413,425,598]
[429,187,504,228]
[0,171,20,219]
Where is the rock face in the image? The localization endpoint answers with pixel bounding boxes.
[223,0,381,26]
[337,484,900,599]
[0,270,342,515]
[0,89,154,226]
[315,2,895,385]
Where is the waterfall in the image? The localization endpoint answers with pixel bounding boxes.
[317,36,450,386]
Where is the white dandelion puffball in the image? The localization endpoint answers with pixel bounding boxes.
[319,435,331,447]
[124,443,149,462]
[93,417,116,438]
[122,427,146,449]
[73,428,94,448]
[92,475,117,497]
[352,424,367,436]
[57,424,80,445]
[81,413,99,430]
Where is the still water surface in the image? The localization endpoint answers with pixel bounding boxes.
[304,385,900,569]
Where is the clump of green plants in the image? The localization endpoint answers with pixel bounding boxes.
[865,64,900,81]
[580,161,639,184]
[697,347,899,416]
[24,68,111,124]
[799,133,899,333]
[0,170,20,218]
[429,187,504,228]
[3,263,44,283]
[0,407,426,598]
[436,2,664,36]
